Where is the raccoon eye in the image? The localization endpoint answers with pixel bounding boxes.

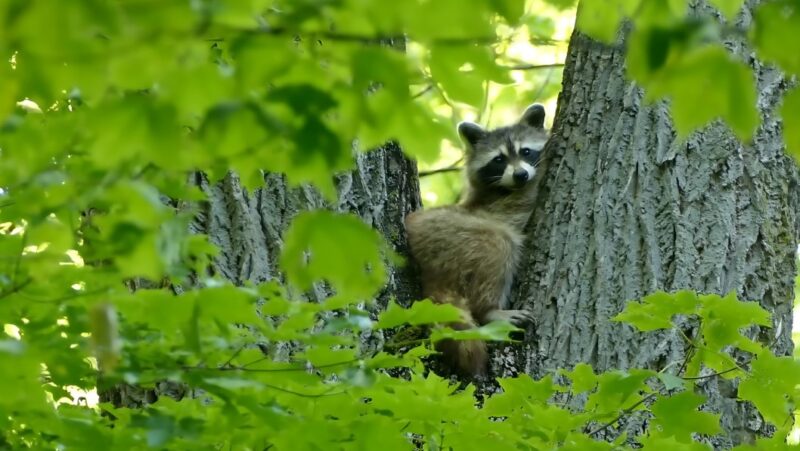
[492,155,505,163]
[520,148,532,156]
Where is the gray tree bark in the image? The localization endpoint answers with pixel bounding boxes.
[509,1,799,447]
[193,143,421,307]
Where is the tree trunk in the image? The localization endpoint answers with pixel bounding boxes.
[193,142,421,309]
[511,2,798,447]
[100,142,423,407]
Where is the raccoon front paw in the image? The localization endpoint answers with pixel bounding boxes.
[485,309,535,327]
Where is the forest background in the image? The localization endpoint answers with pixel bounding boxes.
[2,0,800,449]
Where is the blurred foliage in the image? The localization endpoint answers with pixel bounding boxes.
[414,0,571,207]
[0,0,799,449]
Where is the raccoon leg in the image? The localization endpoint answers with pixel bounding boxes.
[457,221,534,327]
[433,299,488,377]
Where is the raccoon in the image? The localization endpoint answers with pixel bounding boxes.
[404,103,548,377]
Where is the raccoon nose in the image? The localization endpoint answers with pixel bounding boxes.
[513,169,529,184]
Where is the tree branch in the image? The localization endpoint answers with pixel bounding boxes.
[419,166,462,177]
[586,392,659,437]
[214,26,500,46]
[0,278,32,301]
[681,367,740,380]
[500,63,565,71]
[413,85,435,99]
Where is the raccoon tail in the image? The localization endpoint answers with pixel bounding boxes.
[434,305,488,377]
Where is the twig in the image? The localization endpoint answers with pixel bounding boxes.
[413,85,434,99]
[681,367,740,380]
[0,278,32,301]
[260,382,344,398]
[221,345,247,368]
[499,63,565,71]
[181,357,361,373]
[13,230,27,287]
[219,25,500,46]
[419,166,462,177]
[586,392,658,437]
[14,286,110,304]
[383,338,428,349]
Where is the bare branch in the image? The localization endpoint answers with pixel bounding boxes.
[419,166,462,177]
[500,63,565,71]
[681,367,742,381]
[413,85,435,99]
[586,392,658,437]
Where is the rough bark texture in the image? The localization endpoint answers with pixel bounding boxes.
[193,143,421,309]
[511,1,798,447]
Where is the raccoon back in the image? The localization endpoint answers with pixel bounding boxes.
[404,206,522,316]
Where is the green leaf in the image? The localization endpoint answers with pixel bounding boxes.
[543,0,580,11]
[365,351,415,369]
[429,45,512,107]
[560,362,598,393]
[576,0,640,43]
[752,0,800,75]
[640,44,759,141]
[489,0,526,25]
[650,392,721,442]
[635,0,687,27]
[586,369,655,416]
[404,0,496,41]
[351,47,410,101]
[560,433,614,451]
[375,299,463,329]
[301,347,358,368]
[113,290,194,348]
[280,211,394,300]
[639,433,713,450]
[708,0,745,20]
[430,320,521,342]
[484,374,558,416]
[87,96,183,170]
[698,292,771,355]
[429,53,484,107]
[613,290,698,331]
[384,101,453,164]
[657,373,687,391]
[195,286,260,325]
[732,433,800,451]
[781,87,800,161]
[738,351,800,425]
[498,374,558,404]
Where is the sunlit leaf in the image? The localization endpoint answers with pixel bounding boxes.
[281,211,394,300]
[629,34,759,142]
[781,87,800,161]
[752,0,800,75]
[560,362,598,394]
[376,299,463,329]
[613,290,698,331]
[739,351,800,425]
[576,0,639,43]
[709,0,745,20]
[650,392,721,442]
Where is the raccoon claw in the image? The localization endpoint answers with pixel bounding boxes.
[508,309,535,327]
[485,309,535,327]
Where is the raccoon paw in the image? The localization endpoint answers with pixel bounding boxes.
[485,309,535,327]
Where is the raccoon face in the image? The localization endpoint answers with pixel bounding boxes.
[458,104,549,190]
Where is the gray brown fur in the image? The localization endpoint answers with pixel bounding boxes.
[404,104,549,376]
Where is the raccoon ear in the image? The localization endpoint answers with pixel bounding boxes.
[457,121,486,147]
[519,103,546,129]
